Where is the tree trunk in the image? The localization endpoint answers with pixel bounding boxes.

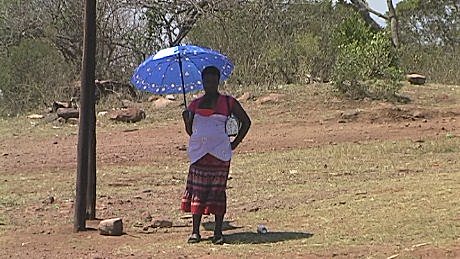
[387,0,400,48]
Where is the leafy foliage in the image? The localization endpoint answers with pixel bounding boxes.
[397,0,459,49]
[188,1,345,86]
[0,39,72,115]
[396,0,460,84]
[0,0,459,115]
[332,13,402,99]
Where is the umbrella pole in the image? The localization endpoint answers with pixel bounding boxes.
[177,52,187,109]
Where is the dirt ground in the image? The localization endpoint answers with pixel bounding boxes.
[1,83,459,258]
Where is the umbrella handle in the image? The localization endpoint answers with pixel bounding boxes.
[177,52,187,109]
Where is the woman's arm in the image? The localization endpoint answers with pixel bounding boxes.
[182,110,194,136]
[230,99,251,150]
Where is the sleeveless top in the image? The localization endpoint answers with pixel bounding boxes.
[187,94,236,164]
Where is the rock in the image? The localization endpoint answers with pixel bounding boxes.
[142,212,152,222]
[97,111,108,117]
[56,117,66,124]
[237,92,254,102]
[98,218,123,236]
[109,108,146,123]
[176,145,187,151]
[412,110,425,118]
[406,73,426,85]
[248,207,260,212]
[305,74,312,84]
[52,101,73,112]
[120,99,143,109]
[43,113,59,123]
[27,114,44,119]
[91,254,105,259]
[341,109,360,119]
[148,95,159,102]
[305,74,323,84]
[67,118,79,125]
[121,99,136,108]
[165,94,176,101]
[151,219,173,228]
[412,110,427,119]
[153,97,174,109]
[57,108,79,120]
[42,196,55,205]
[256,93,285,104]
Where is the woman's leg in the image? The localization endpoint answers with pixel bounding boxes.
[188,214,202,243]
[192,214,202,235]
[214,214,224,237]
[212,214,225,244]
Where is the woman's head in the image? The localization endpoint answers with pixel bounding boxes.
[202,66,220,95]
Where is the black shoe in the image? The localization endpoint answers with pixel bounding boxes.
[187,233,201,244]
[212,235,224,245]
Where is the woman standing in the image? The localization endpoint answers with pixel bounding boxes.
[181,66,251,245]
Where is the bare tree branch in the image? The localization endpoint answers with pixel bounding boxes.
[349,0,385,30]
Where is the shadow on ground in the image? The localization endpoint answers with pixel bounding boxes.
[223,231,314,244]
[202,221,313,244]
[202,221,243,231]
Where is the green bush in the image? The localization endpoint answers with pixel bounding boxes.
[264,33,321,84]
[0,39,73,116]
[332,14,402,100]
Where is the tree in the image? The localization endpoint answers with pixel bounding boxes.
[189,0,338,85]
[396,0,459,49]
[0,39,73,115]
[396,0,460,84]
[332,13,402,99]
[347,0,400,47]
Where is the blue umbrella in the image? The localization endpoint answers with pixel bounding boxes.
[131,44,234,107]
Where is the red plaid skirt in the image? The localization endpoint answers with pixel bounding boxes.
[181,154,230,215]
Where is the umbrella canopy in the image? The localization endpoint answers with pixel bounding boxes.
[131,45,234,99]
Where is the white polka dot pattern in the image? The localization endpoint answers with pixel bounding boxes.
[131,45,234,95]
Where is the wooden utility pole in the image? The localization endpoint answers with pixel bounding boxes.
[74,0,97,232]
[86,103,97,220]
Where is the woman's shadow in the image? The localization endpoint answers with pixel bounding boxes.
[202,221,313,244]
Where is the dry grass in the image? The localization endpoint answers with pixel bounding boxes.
[1,82,459,257]
[1,136,459,257]
[1,82,458,138]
